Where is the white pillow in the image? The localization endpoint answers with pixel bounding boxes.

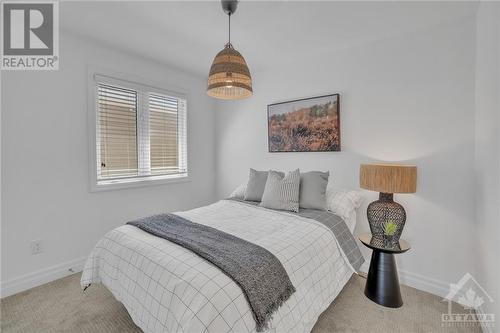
[345,210,358,234]
[326,188,363,232]
[229,183,246,199]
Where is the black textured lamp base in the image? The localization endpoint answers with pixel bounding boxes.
[364,250,403,308]
[367,192,406,243]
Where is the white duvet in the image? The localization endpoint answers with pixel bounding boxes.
[81,200,354,333]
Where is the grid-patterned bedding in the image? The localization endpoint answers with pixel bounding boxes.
[81,200,354,333]
[230,198,364,272]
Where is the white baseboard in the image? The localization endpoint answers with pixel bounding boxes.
[398,269,452,299]
[359,266,451,298]
[0,257,87,298]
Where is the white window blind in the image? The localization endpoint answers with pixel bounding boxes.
[98,84,138,179]
[94,75,188,188]
[149,93,186,175]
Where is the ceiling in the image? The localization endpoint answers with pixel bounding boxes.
[60,1,477,77]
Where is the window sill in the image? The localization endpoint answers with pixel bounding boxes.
[91,174,190,192]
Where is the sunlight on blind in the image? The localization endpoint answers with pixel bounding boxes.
[149,93,187,175]
[97,84,138,179]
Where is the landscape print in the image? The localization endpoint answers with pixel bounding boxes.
[268,94,340,152]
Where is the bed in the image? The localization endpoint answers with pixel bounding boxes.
[81,199,363,333]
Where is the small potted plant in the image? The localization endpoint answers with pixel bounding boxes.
[382,220,398,248]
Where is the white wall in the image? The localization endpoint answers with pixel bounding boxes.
[0,32,216,295]
[474,2,500,327]
[215,17,478,295]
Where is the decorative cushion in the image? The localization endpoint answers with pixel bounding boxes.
[299,171,329,210]
[244,169,284,201]
[326,188,363,230]
[260,169,301,212]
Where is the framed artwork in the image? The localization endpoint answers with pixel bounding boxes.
[267,94,340,152]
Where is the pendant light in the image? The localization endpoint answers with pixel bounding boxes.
[207,0,253,100]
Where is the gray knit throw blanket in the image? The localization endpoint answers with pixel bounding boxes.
[127,213,296,332]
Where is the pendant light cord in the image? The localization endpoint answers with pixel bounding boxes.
[228,13,231,45]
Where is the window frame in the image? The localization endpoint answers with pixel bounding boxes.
[88,67,190,192]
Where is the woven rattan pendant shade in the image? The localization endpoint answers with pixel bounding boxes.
[207,1,252,100]
[207,43,252,100]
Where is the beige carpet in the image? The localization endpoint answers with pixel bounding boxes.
[1,273,481,333]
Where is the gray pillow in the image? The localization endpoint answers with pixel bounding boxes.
[244,169,284,201]
[299,171,329,210]
[260,169,301,212]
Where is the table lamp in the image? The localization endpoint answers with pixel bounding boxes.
[359,164,417,243]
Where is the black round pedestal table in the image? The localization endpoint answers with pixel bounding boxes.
[359,233,411,308]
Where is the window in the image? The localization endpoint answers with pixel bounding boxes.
[90,73,188,190]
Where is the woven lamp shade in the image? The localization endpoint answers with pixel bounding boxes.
[207,43,252,100]
[360,164,417,194]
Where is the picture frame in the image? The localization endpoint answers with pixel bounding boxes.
[267,94,341,152]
